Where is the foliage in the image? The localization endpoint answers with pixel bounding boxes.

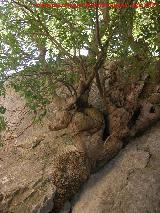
[0,0,159,130]
[0,115,6,132]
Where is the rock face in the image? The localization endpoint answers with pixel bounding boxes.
[72,122,160,213]
[0,88,91,212]
[0,126,89,213]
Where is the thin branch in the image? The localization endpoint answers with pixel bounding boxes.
[95,0,103,51]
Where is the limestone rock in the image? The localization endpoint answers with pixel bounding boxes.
[0,176,56,213]
[72,123,160,213]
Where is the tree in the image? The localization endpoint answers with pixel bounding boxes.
[0,0,159,131]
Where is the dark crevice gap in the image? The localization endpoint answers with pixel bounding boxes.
[102,112,110,141]
[127,107,141,129]
[150,106,155,113]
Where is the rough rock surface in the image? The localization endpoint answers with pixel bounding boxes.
[72,122,160,213]
[0,88,91,212]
